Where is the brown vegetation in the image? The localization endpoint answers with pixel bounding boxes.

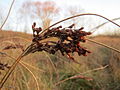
[0,30,120,90]
[0,0,120,89]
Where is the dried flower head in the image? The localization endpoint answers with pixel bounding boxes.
[26,22,92,64]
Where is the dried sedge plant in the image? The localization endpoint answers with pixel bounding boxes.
[0,13,120,89]
[3,43,24,51]
[0,51,44,90]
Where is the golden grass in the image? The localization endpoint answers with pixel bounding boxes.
[0,30,120,89]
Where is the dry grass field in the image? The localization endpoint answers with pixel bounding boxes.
[0,0,120,90]
[0,30,120,90]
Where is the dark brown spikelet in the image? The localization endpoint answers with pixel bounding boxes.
[32,22,42,37]
[26,23,92,64]
[68,24,75,28]
[3,43,24,51]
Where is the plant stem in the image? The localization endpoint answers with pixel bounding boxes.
[0,53,23,89]
[40,13,120,34]
[87,38,120,53]
[0,0,15,30]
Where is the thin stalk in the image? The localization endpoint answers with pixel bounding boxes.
[44,52,59,81]
[87,38,120,53]
[55,65,108,86]
[5,53,45,72]
[0,53,23,88]
[90,17,120,33]
[0,51,42,89]
[18,65,30,90]
[0,0,15,30]
[0,46,31,89]
[40,13,120,34]
[21,63,40,90]
[44,52,57,74]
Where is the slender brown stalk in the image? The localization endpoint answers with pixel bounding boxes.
[0,0,15,30]
[0,44,33,89]
[0,51,44,89]
[90,17,120,32]
[44,52,57,73]
[0,53,23,88]
[5,53,45,72]
[80,65,109,74]
[44,52,59,80]
[40,13,120,34]
[87,38,120,53]
[55,65,108,86]
[21,63,40,90]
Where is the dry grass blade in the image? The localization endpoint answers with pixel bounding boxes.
[44,52,57,72]
[18,66,30,90]
[0,44,34,88]
[87,38,120,53]
[55,75,93,86]
[0,0,15,30]
[55,65,108,86]
[4,53,45,72]
[0,51,43,89]
[80,65,109,74]
[90,17,120,33]
[0,53,24,88]
[21,63,40,90]
[21,62,45,73]
[43,52,59,80]
[3,43,24,51]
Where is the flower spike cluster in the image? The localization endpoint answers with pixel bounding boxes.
[31,22,92,63]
